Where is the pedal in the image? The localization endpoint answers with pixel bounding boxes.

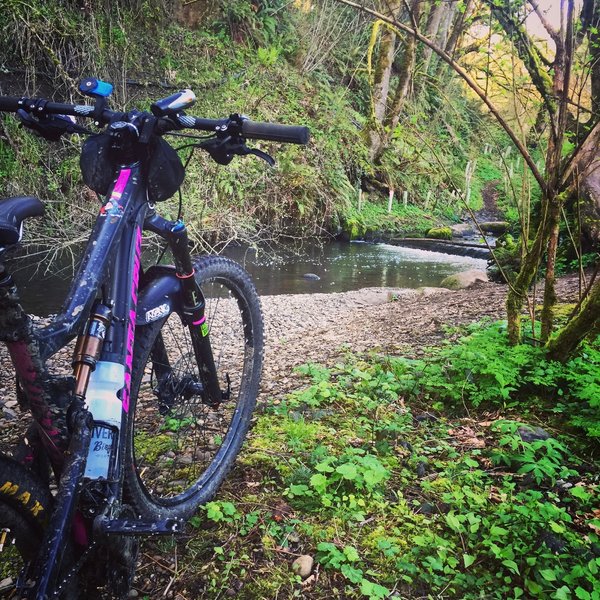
[94,516,184,536]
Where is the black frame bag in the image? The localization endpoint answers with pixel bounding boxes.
[80,132,115,196]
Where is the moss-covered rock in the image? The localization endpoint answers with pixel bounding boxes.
[440,270,488,290]
[426,226,453,240]
[480,221,510,235]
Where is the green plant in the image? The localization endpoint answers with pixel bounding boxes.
[317,542,391,599]
[202,500,241,524]
[489,420,577,485]
[285,447,390,518]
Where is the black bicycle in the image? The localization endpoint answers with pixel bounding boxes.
[0,78,309,599]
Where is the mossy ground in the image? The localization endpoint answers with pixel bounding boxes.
[136,321,599,600]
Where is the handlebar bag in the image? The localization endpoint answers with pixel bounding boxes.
[80,134,184,202]
[146,137,185,202]
[80,132,115,196]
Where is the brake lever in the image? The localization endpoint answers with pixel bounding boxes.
[246,148,275,167]
[199,137,275,167]
[17,109,91,140]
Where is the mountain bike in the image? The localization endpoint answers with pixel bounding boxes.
[0,78,309,599]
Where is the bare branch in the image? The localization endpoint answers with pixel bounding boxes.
[528,0,560,44]
[482,0,557,128]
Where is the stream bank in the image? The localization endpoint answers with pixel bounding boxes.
[1,273,584,442]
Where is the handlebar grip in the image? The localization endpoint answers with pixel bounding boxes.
[0,96,96,118]
[241,120,310,144]
[0,97,22,112]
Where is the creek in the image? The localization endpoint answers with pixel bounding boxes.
[7,241,487,317]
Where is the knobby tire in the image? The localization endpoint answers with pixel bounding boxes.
[124,256,263,520]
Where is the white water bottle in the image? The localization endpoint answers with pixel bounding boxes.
[84,361,125,479]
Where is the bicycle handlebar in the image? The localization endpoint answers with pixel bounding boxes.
[0,96,96,117]
[0,95,310,145]
[179,116,310,144]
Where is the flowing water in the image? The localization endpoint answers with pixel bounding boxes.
[6,240,487,317]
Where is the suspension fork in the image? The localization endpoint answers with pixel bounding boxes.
[144,212,226,404]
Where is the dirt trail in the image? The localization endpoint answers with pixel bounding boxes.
[258,274,581,403]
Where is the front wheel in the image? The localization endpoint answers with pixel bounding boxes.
[124,256,264,520]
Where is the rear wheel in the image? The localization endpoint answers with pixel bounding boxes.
[0,454,52,597]
[124,256,263,520]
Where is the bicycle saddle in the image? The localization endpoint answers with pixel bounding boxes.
[0,196,45,248]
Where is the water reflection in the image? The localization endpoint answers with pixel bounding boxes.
[227,241,486,295]
[6,241,487,317]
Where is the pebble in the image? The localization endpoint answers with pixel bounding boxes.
[194,450,212,462]
[2,408,18,420]
[292,554,314,579]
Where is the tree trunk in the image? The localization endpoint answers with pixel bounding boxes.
[424,2,457,77]
[374,0,422,161]
[372,27,396,122]
[421,1,447,75]
[506,208,553,343]
[364,3,400,160]
[581,0,600,117]
[540,197,561,341]
[541,0,574,340]
[546,279,600,360]
[382,32,417,132]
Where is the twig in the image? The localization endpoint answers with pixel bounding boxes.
[142,553,177,575]
[273,547,302,556]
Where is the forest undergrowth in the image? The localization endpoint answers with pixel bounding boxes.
[137,318,599,600]
[0,0,522,248]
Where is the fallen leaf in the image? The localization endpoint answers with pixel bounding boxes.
[448,426,486,448]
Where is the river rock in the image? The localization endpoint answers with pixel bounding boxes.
[292,554,314,579]
[440,270,488,290]
[518,425,551,442]
[416,286,446,297]
[426,226,452,240]
[450,223,475,237]
[302,273,320,281]
[1,407,18,420]
[479,221,509,235]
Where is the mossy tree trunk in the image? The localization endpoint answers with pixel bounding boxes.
[487,0,576,344]
[364,0,423,162]
[365,15,397,161]
[421,1,447,75]
[338,0,600,359]
[547,280,600,360]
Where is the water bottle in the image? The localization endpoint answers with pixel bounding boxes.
[84,361,125,479]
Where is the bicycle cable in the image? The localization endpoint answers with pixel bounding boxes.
[154,146,194,266]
